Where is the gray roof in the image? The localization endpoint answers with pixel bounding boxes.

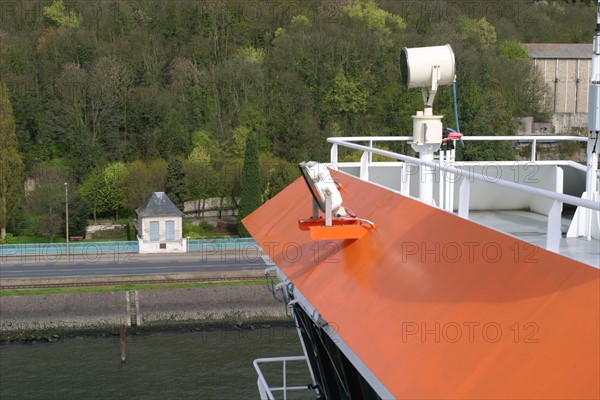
[136,192,184,218]
[522,43,591,59]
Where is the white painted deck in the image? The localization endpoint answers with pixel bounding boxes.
[470,210,599,268]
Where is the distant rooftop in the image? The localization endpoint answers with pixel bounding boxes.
[523,43,591,59]
[136,192,183,218]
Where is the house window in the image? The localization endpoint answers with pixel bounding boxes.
[165,220,175,241]
[150,221,159,241]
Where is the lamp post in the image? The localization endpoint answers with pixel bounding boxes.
[65,182,69,256]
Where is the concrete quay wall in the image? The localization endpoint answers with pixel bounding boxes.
[0,285,287,341]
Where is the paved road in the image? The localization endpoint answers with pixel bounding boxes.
[0,252,269,280]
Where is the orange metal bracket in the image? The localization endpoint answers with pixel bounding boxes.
[298,218,372,240]
[308,224,370,240]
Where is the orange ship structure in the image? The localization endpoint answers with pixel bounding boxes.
[245,172,599,399]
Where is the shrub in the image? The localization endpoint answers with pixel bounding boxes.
[498,40,529,61]
[1,233,17,244]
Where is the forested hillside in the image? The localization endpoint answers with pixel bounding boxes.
[0,0,596,240]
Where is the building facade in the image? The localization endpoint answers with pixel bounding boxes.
[523,43,591,134]
[136,192,186,253]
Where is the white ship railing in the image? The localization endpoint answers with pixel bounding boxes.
[329,135,589,163]
[328,136,600,253]
[253,356,315,400]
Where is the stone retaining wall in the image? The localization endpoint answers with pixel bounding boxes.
[0,285,287,341]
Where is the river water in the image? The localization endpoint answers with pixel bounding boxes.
[0,325,310,400]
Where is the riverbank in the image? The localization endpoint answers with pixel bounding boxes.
[0,283,287,342]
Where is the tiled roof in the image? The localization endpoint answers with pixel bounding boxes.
[136,192,184,217]
[523,43,591,59]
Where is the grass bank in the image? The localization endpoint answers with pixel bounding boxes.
[0,279,266,297]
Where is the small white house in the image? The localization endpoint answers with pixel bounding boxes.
[136,192,186,253]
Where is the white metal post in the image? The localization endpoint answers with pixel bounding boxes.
[439,149,445,209]
[325,189,332,227]
[531,139,537,161]
[458,179,470,219]
[449,145,456,212]
[418,145,435,204]
[585,148,599,240]
[330,143,338,164]
[546,200,562,252]
[360,151,370,181]
[257,378,269,400]
[401,162,411,196]
[283,359,287,400]
[410,109,443,205]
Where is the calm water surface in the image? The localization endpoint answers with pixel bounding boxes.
[0,326,309,400]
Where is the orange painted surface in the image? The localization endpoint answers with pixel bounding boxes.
[308,224,369,240]
[243,172,600,399]
[298,218,372,240]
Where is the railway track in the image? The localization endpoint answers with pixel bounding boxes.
[0,275,263,290]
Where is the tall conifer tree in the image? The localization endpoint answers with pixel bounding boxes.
[237,132,262,237]
[166,157,187,211]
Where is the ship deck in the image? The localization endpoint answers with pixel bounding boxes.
[470,210,599,268]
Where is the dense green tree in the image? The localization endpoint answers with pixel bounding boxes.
[190,130,223,160]
[325,70,369,115]
[3,0,591,169]
[68,190,89,238]
[209,47,266,142]
[498,40,529,61]
[0,0,595,238]
[125,159,167,211]
[126,86,174,160]
[157,109,192,159]
[169,58,208,130]
[26,164,68,241]
[237,132,262,237]
[344,0,406,36]
[97,162,128,222]
[88,57,133,161]
[262,159,299,200]
[43,0,81,29]
[0,82,24,240]
[79,166,104,223]
[214,159,242,217]
[457,17,497,46]
[184,157,218,217]
[165,157,187,211]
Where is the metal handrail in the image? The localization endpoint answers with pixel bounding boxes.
[253,356,314,400]
[328,138,599,212]
[328,137,599,252]
[329,135,590,164]
[330,135,587,142]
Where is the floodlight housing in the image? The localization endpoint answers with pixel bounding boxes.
[299,161,326,212]
[400,44,455,90]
